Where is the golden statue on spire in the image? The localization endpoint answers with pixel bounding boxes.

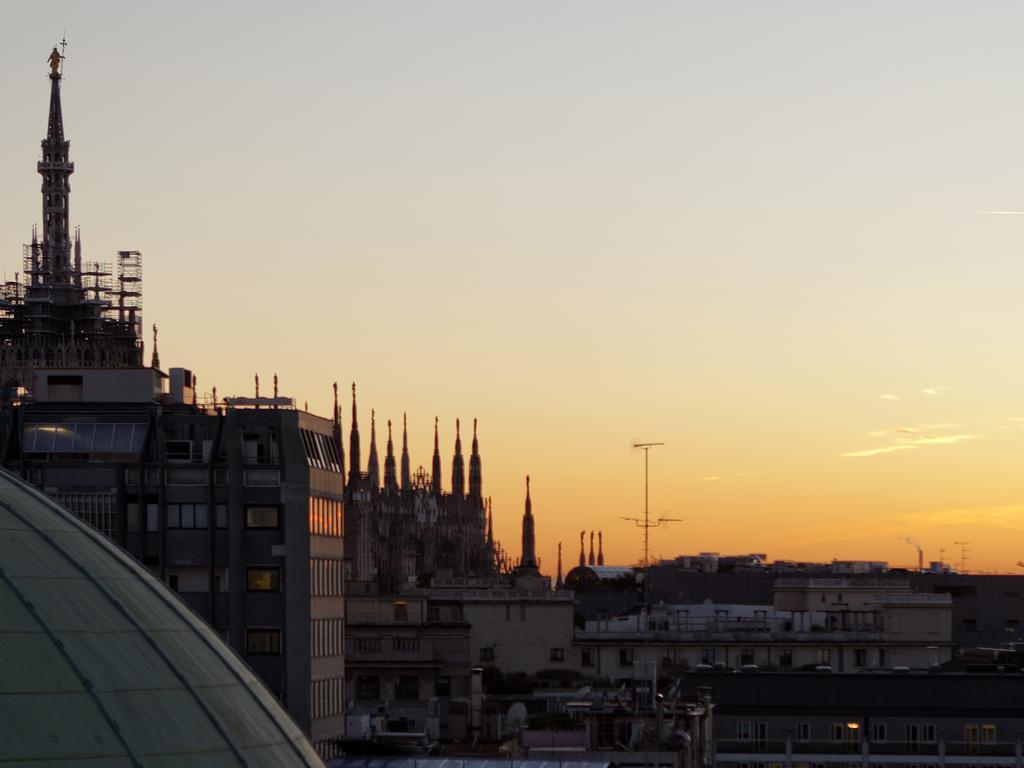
[48,47,62,77]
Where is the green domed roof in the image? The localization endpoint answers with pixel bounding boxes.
[0,469,323,766]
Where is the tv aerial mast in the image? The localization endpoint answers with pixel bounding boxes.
[621,441,681,568]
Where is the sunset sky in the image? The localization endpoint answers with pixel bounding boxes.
[2,3,1024,573]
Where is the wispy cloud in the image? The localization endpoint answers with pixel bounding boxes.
[841,423,979,458]
[701,475,722,481]
[841,444,917,458]
[978,210,1024,215]
[920,386,954,396]
[897,503,1024,531]
[877,393,900,400]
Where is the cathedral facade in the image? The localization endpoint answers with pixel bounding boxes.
[341,385,506,593]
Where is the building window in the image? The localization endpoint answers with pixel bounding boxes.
[778,649,792,668]
[246,567,280,592]
[246,629,281,655]
[871,723,887,742]
[830,723,845,742]
[54,491,118,540]
[550,648,565,662]
[795,723,811,741]
[166,503,209,529]
[394,602,408,623]
[982,725,997,742]
[854,649,867,667]
[480,647,494,662]
[701,648,716,664]
[619,648,634,666]
[356,676,380,701]
[738,722,752,741]
[520,605,526,622]
[215,504,227,528]
[581,648,594,667]
[245,506,279,528]
[435,677,451,697]
[395,676,420,701]
[740,649,754,666]
[963,619,977,632]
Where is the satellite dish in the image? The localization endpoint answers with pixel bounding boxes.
[505,702,528,731]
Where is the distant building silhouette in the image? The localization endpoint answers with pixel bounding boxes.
[343,388,501,593]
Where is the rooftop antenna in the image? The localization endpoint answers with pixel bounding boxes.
[954,541,971,573]
[621,441,680,569]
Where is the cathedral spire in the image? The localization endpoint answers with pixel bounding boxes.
[40,46,74,284]
[486,499,494,548]
[579,530,586,568]
[431,416,442,495]
[367,409,380,491]
[556,542,564,590]
[588,531,595,566]
[451,418,465,498]
[150,324,160,370]
[598,530,605,566]
[384,418,398,492]
[468,417,482,504]
[400,413,411,491]
[520,475,537,569]
[348,383,361,488]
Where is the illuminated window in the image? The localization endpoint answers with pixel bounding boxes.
[246,629,281,655]
[246,567,280,592]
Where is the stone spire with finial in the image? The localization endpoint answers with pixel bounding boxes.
[520,475,537,569]
[468,418,482,503]
[556,542,564,590]
[451,418,465,498]
[400,413,411,491]
[367,409,380,491]
[431,416,442,495]
[150,324,160,370]
[348,383,361,488]
[384,418,398,492]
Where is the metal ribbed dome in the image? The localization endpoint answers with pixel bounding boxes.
[0,469,323,766]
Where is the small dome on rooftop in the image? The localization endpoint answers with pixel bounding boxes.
[0,469,322,766]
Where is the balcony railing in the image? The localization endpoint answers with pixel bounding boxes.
[946,741,1016,756]
[717,738,1020,762]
